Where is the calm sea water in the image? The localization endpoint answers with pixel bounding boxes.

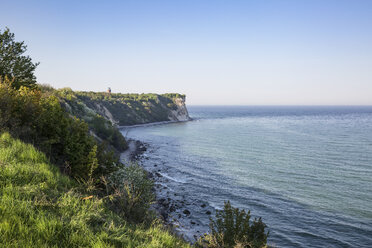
[123,106,372,248]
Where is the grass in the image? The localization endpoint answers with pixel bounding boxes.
[0,132,190,248]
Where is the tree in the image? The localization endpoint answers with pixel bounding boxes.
[0,27,39,89]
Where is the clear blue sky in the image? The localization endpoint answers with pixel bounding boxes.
[1,0,371,105]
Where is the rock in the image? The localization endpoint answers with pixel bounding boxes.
[201,204,206,208]
[155,172,162,177]
[158,198,169,208]
[169,204,176,212]
[191,221,196,225]
[183,209,191,215]
[160,210,168,220]
[206,210,211,215]
[154,164,158,167]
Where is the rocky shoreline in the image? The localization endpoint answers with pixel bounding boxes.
[120,138,215,243]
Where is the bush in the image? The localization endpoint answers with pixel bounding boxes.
[197,201,268,248]
[0,77,116,182]
[107,163,154,223]
[90,114,127,151]
[54,89,128,152]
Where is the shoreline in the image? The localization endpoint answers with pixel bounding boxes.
[119,139,147,164]
[118,119,191,129]
[119,139,190,236]
[119,135,214,243]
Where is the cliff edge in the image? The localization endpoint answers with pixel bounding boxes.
[168,96,190,122]
[54,89,190,152]
[68,91,191,126]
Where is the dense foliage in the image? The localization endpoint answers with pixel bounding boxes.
[0,77,117,181]
[0,133,190,248]
[0,28,39,89]
[42,86,128,152]
[107,163,155,223]
[197,201,268,248]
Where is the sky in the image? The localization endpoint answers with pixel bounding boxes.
[1,0,372,105]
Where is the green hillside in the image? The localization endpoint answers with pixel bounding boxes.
[0,132,190,248]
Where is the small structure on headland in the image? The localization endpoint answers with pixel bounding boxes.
[107,87,111,95]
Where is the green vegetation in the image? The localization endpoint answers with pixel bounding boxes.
[39,85,128,153]
[0,77,118,181]
[107,163,155,223]
[0,28,39,89]
[197,201,268,248]
[62,90,186,126]
[0,132,190,247]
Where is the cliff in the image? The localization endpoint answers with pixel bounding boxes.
[54,88,190,152]
[84,92,190,126]
[167,95,190,122]
[58,90,190,125]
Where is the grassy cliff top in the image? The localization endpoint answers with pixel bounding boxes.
[54,88,185,102]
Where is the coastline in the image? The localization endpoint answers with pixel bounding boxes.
[118,119,191,129]
[119,139,147,164]
[118,120,213,243]
[118,107,372,247]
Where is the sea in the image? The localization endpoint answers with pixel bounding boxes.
[121,106,372,248]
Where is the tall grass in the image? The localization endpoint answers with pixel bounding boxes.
[0,132,190,248]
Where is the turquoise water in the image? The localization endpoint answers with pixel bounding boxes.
[124,106,372,247]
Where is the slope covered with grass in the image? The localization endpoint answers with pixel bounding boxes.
[0,132,190,248]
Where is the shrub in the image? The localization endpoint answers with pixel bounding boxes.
[54,89,128,152]
[197,201,268,248]
[90,114,127,151]
[107,163,154,223]
[0,77,116,182]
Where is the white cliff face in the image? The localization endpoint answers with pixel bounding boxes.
[168,97,190,122]
[94,103,119,125]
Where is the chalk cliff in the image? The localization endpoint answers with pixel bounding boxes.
[57,89,190,152]
[167,96,190,122]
